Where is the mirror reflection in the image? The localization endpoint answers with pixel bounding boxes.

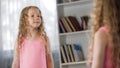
[57,0,120,68]
[12,6,54,68]
[56,0,92,68]
[0,0,59,68]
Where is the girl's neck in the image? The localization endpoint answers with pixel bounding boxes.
[27,28,40,40]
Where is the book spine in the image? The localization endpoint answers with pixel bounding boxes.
[59,21,66,33]
[63,44,71,62]
[60,45,67,63]
[65,17,76,32]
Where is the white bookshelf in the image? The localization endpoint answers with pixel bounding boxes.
[61,61,87,66]
[57,0,93,68]
[57,0,92,6]
[59,30,91,36]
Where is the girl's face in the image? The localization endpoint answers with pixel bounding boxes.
[27,8,42,29]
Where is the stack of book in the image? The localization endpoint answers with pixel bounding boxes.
[59,16,89,33]
[80,16,89,30]
[60,44,84,63]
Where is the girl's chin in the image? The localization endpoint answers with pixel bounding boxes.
[30,25,40,29]
[34,23,40,27]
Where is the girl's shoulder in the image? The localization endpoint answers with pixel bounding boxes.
[96,26,109,37]
[96,26,108,39]
[38,35,49,44]
[95,26,110,43]
[98,26,109,33]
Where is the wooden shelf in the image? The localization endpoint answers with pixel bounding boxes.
[59,30,91,36]
[61,61,87,66]
[57,0,92,6]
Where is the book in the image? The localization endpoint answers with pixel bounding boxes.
[68,16,81,31]
[68,44,75,62]
[65,17,76,32]
[61,18,70,32]
[71,44,76,62]
[59,21,66,33]
[63,44,71,62]
[60,49,64,63]
[60,46,67,63]
[72,44,84,62]
[62,18,72,32]
[60,19,67,32]
[80,16,89,30]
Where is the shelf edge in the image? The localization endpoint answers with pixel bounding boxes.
[59,30,91,36]
[57,0,92,6]
[61,61,87,66]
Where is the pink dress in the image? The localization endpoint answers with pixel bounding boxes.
[20,37,47,68]
[98,26,115,68]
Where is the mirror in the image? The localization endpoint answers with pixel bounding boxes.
[56,0,93,68]
[0,0,60,68]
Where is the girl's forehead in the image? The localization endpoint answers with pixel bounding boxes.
[28,8,41,15]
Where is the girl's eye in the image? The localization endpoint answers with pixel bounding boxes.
[37,15,42,18]
[38,15,42,18]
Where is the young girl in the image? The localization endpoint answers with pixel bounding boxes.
[87,0,120,68]
[12,6,54,68]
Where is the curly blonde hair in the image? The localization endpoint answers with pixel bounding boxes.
[88,0,120,67]
[17,6,48,56]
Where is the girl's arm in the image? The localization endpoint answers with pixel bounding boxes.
[12,42,20,68]
[46,37,54,68]
[91,30,107,68]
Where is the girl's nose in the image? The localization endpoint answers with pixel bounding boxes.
[34,16,39,20]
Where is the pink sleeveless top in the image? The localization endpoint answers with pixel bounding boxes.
[98,26,115,68]
[20,37,47,68]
